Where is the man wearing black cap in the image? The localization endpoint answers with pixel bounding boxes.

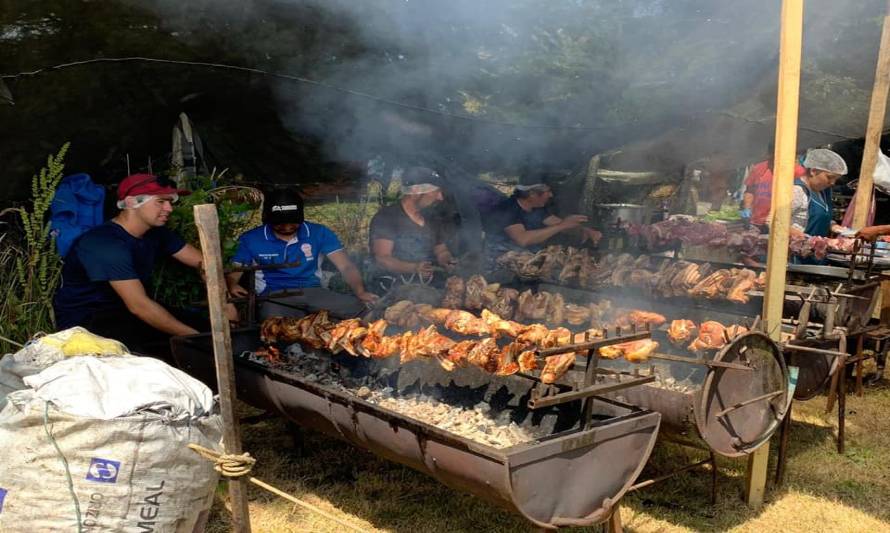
[486,172,601,255]
[226,188,377,319]
[53,173,214,354]
[368,167,457,285]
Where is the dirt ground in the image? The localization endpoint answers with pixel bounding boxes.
[204,373,890,533]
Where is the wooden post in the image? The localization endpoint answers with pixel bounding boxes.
[854,0,890,229]
[752,0,805,509]
[194,204,252,533]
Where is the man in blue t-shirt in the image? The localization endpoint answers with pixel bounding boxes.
[53,173,217,353]
[226,188,378,319]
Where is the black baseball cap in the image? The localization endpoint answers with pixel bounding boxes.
[264,188,305,225]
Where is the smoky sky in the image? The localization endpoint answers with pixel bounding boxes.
[140,0,885,173]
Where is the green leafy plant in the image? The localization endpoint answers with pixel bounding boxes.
[0,143,69,352]
[150,174,256,309]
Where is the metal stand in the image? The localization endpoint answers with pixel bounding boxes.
[628,437,719,505]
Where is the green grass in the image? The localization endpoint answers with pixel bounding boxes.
[205,378,890,532]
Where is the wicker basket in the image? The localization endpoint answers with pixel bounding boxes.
[206,186,264,235]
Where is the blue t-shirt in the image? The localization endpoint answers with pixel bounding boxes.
[53,222,186,328]
[231,223,344,294]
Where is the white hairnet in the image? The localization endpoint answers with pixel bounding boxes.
[803,148,848,175]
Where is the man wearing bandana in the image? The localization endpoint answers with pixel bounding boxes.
[53,173,212,354]
[368,167,458,289]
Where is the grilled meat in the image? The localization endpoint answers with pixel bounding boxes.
[545,292,566,326]
[540,353,576,384]
[726,270,757,304]
[464,275,488,310]
[254,345,282,364]
[688,321,727,351]
[667,319,697,345]
[420,307,452,325]
[327,318,364,354]
[517,350,538,372]
[572,328,603,343]
[359,319,388,357]
[689,270,732,299]
[467,338,500,373]
[441,276,466,308]
[490,287,519,319]
[480,282,501,310]
[614,310,666,330]
[481,309,526,338]
[441,340,477,371]
[621,339,659,363]
[565,304,592,326]
[598,344,624,359]
[516,324,549,345]
[445,309,491,336]
[384,300,422,329]
[495,342,522,376]
[597,339,658,362]
[541,327,572,348]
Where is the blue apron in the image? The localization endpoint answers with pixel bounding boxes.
[793,178,832,264]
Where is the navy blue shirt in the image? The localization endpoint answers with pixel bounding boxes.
[231,223,344,294]
[54,222,186,328]
[485,197,552,253]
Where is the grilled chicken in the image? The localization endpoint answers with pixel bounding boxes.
[495,342,522,376]
[445,310,491,336]
[516,324,549,345]
[466,338,500,373]
[540,353,576,384]
[688,321,727,351]
[541,327,572,348]
[441,340,476,370]
[598,344,624,359]
[517,350,538,372]
[481,309,526,338]
[359,319,388,357]
[597,339,658,362]
[726,270,757,304]
[621,339,659,363]
[667,319,697,345]
[689,270,732,299]
[441,276,466,309]
[384,300,423,329]
[327,318,364,354]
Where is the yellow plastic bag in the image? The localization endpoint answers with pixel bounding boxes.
[36,327,128,357]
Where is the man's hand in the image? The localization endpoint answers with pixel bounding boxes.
[560,214,589,230]
[740,208,752,221]
[356,291,379,304]
[856,226,887,242]
[228,284,248,298]
[416,261,435,276]
[583,228,602,244]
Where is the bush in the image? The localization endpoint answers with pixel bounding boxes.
[0,143,69,352]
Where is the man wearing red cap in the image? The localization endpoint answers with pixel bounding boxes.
[53,174,211,354]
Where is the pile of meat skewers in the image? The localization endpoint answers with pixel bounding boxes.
[666,319,748,352]
[259,306,651,386]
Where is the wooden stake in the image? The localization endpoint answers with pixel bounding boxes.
[754,0,805,510]
[853,0,890,229]
[194,204,252,533]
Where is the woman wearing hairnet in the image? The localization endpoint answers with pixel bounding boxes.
[789,148,848,263]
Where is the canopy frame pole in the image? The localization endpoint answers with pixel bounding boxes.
[750,0,805,510]
[853,0,890,229]
[194,204,253,532]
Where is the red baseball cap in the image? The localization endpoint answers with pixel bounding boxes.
[117,173,191,201]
